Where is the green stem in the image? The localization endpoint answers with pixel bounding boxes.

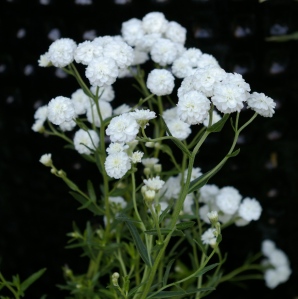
[0,273,20,299]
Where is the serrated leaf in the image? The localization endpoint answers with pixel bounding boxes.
[20,268,46,292]
[125,221,153,267]
[194,263,219,277]
[176,221,195,230]
[144,229,184,237]
[207,114,229,133]
[148,287,215,298]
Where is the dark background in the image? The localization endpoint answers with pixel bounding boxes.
[0,0,298,298]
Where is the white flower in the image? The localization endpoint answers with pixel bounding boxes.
[207,210,218,222]
[165,21,187,44]
[146,69,175,96]
[238,197,262,221]
[85,57,119,87]
[142,158,159,167]
[106,142,129,155]
[201,228,217,246]
[74,40,103,65]
[73,129,99,155]
[132,49,150,65]
[183,194,195,214]
[143,176,165,191]
[197,53,219,69]
[121,18,145,47]
[202,110,222,127]
[34,105,48,121]
[135,33,161,52]
[223,73,250,93]
[142,12,168,34]
[106,114,140,143]
[109,196,127,209]
[247,92,276,117]
[264,266,291,289]
[103,40,134,69]
[47,96,76,125]
[166,119,191,140]
[105,152,131,179]
[113,103,131,115]
[91,85,115,102]
[172,56,195,79]
[39,153,52,166]
[160,175,181,200]
[71,89,91,115]
[86,100,113,127]
[262,239,276,256]
[32,120,44,132]
[38,52,51,67]
[216,186,242,215]
[185,167,203,182]
[211,82,247,114]
[177,75,201,98]
[150,38,179,66]
[180,48,202,66]
[48,38,77,67]
[199,184,220,204]
[177,90,210,125]
[131,151,144,163]
[129,109,156,127]
[59,119,76,132]
[162,107,178,122]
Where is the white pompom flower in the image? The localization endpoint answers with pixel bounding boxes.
[47,96,76,125]
[129,109,156,127]
[48,38,77,68]
[216,186,242,215]
[121,18,145,47]
[86,100,113,127]
[103,40,134,69]
[238,197,262,221]
[142,12,168,34]
[91,85,115,102]
[59,119,76,132]
[166,119,191,140]
[106,114,140,143]
[177,90,210,125]
[71,89,91,115]
[201,228,217,246]
[150,38,179,66]
[172,56,195,79]
[247,92,276,117]
[39,153,52,167]
[165,21,187,44]
[73,129,99,155]
[74,40,103,65]
[105,152,131,179]
[85,57,119,87]
[143,176,165,191]
[146,69,175,96]
[106,142,129,155]
[34,105,48,122]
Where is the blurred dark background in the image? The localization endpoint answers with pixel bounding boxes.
[0,0,298,298]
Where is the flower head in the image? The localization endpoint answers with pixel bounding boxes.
[146,69,175,96]
[142,12,168,34]
[48,38,77,67]
[39,153,52,167]
[106,114,140,143]
[105,152,131,179]
[216,186,242,215]
[47,96,76,125]
[143,176,165,191]
[73,129,99,155]
[201,228,217,246]
[247,92,276,117]
[238,197,262,221]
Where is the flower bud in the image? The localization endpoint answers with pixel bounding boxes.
[207,210,218,226]
[145,142,155,148]
[112,272,120,286]
[153,164,162,173]
[144,167,151,177]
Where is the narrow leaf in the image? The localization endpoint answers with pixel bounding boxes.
[162,259,175,286]
[193,239,207,256]
[226,148,240,158]
[194,263,219,277]
[116,214,141,223]
[125,221,152,267]
[20,268,46,292]
[176,221,195,230]
[148,287,215,298]
[207,114,229,133]
[69,192,104,215]
[145,229,184,237]
[87,180,96,202]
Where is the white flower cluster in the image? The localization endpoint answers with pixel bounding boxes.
[198,184,262,226]
[261,240,292,289]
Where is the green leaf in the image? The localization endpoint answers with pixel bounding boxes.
[148,287,215,298]
[194,263,219,277]
[125,221,153,267]
[176,221,195,230]
[69,192,104,215]
[226,148,240,158]
[144,229,184,237]
[193,239,207,256]
[115,214,141,223]
[265,31,298,42]
[87,180,96,203]
[207,114,229,133]
[20,268,46,292]
[162,259,175,287]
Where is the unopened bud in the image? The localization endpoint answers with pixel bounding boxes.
[153,164,162,173]
[207,211,218,225]
[145,142,155,148]
[112,272,120,286]
[144,167,151,177]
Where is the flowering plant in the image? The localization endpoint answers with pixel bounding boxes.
[1,11,291,299]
